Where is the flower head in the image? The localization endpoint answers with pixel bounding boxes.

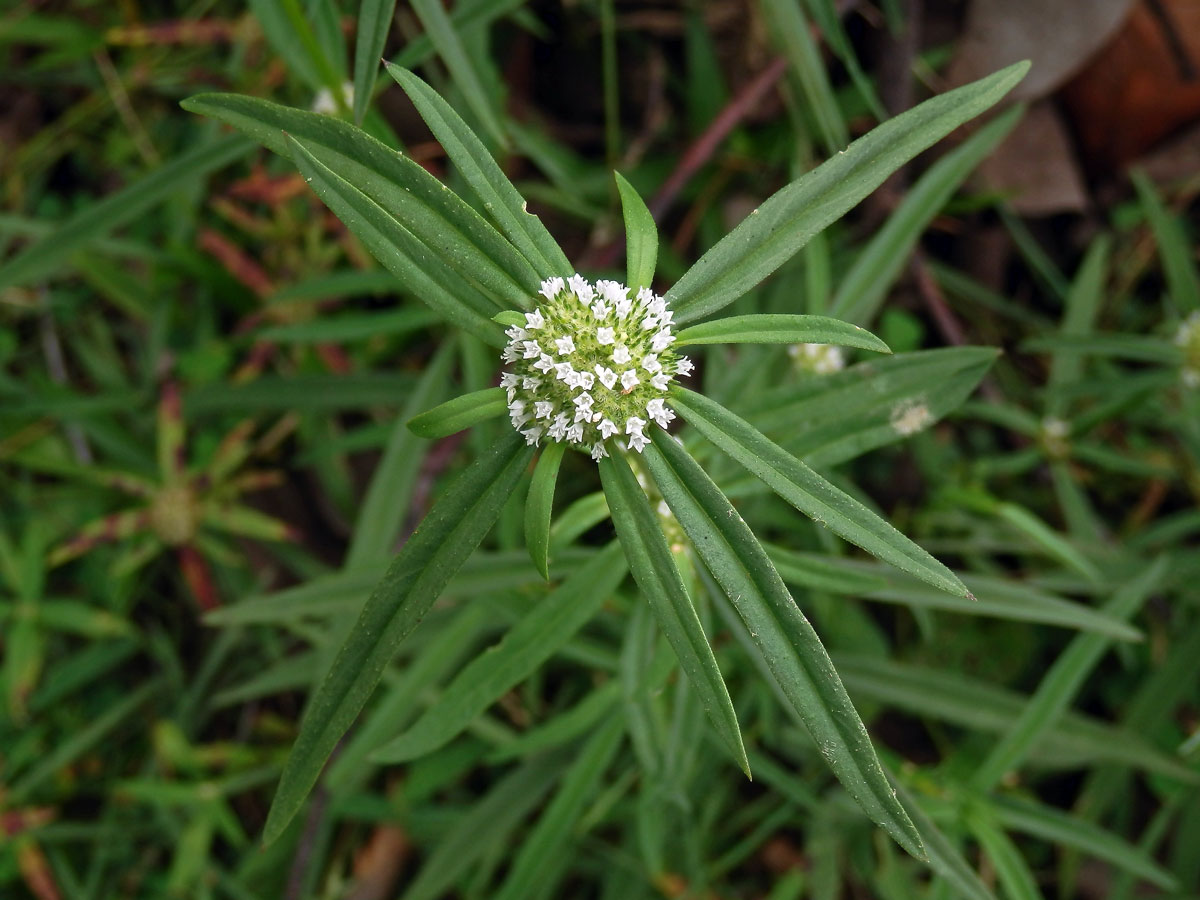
[502,275,688,453]
[789,342,845,375]
[1176,311,1200,388]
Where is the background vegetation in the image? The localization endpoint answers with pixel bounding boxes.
[2,1,1198,898]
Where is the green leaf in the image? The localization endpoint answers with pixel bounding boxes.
[352,0,397,124]
[614,171,658,290]
[670,387,969,598]
[372,542,626,762]
[643,433,925,858]
[676,314,890,352]
[830,105,1023,325]
[283,135,507,347]
[261,433,534,846]
[1133,168,1200,313]
[596,451,749,776]
[971,557,1166,791]
[0,134,250,293]
[180,93,540,310]
[666,62,1028,323]
[385,63,572,279]
[346,343,453,567]
[966,810,1044,900]
[410,0,508,148]
[407,387,508,439]
[894,778,997,900]
[492,719,625,900]
[525,442,565,580]
[248,0,344,93]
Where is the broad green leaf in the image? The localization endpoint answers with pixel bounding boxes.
[767,546,1143,640]
[992,795,1178,891]
[261,433,534,846]
[180,93,540,309]
[643,433,925,859]
[0,134,250,293]
[385,63,572,279]
[352,0,398,124]
[398,756,565,900]
[614,172,658,291]
[830,106,1023,325]
[346,344,453,567]
[410,0,508,148]
[373,542,626,762]
[835,655,1198,782]
[971,558,1165,791]
[492,718,625,900]
[676,314,890,353]
[596,451,749,776]
[1133,168,1200,313]
[671,387,969,598]
[284,135,506,347]
[407,387,508,439]
[666,62,1029,323]
[759,0,847,153]
[525,441,565,580]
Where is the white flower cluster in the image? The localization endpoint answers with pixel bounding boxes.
[788,342,845,375]
[501,274,692,458]
[1176,311,1200,388]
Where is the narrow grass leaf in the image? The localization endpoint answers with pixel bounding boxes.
[284,136,506,347]
[1133,169,1200,313]
[666,62,1028,323]
[644,434,925,858]
[966,811,1044,900]
[597,452,749,776]
[373,542,625,762]
[487,681,622,763]
[261,433,534,846]
[971,557,1166,791]
[891,777,996,900]
[0,135,250,292]
[671,387,968,598]
[492,718,625,900]
[181,94,540,307]
[615,172,658,290]
[677,314,890,352]
[352,0,397,123]
[830,106,1022,325]
[525,441,565,580]
[407,387,508,439]
[385,63,572,279]
[410,0,508,148]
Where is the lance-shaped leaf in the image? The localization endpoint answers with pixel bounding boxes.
[285,135,506,347]
[524,441,565,580]
[407,387,508,439]
[676,314,890,352]
[614,172,658,291]
[180,93,541,307]
[373,542,625,762]
[261,432,534,846]
[642,432,924,859]
[596,452,749,776]
[666,62,1029,323]
[670,387,969,598]
[385,63,572,279]
[351,0,398,123]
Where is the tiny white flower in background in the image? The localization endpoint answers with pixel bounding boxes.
[312,81,354,115]
[500,276,689,454]
[891,400,933,436]
[789,342,845,375]
[1177,311,1200,388]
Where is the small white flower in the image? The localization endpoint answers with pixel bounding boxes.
[576,371,595,390]
[641,316,659,332]
[564,369,584,389]
[642,354,662,374]
[595,366,617,389]
[573,391,594,409]
[625,416,646,436]
[620,369,640,390]
[651,329,674,353]
[650,372,671,391]
[554,362,574,382]
[613,345,632,365]
[525,309,545,329]
[566,423,585,443]
[555,336,576,355]
[598,418,619,439]
[502,345,518,364]
[597,327,615,345]
[521,376,541,390]
[568,274,594,303]
[539,277,565,301]
[534,354,555,374]
[535,401,555,419]
[591,301,609,319]
[549,414,569,440]
[675,357,694,376]
[628,431,648,452]
[522,340,542,359]
[646,398,675,428]
[614,296,633,318]
[521,426,543,445]
[598,280,628,305]
[501,373,519,389]
[591,443,608,460]
[505,325,527,341]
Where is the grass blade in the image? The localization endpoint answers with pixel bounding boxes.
[352,0,397,124]
[385,63,572,279]
[372,542,626,762]
[671,387,969,598]
[597,451,749,776]
[666,62,1028,323]
[525,442,565,580]
[1133,168,1200,313]
[261,433,534,846]
[676,314,890,352]
[614,171,658,291]
[644,433,925,859]
[407,387,508,439]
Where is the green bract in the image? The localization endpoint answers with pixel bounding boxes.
[185,58,1029,862]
